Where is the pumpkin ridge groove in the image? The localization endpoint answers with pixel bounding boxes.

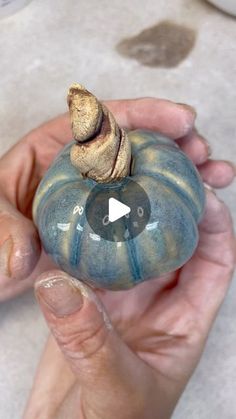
[116,186,142,285]
[70,200,87,269]
[133,171,203,222]
[34,178,84,223]
[126,238,142,284]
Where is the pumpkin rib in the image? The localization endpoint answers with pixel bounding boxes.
[134,170,203,223]
[33,130,205,290]
[131,142,204,223]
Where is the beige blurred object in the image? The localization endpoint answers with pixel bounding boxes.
[207,0,236,16]
[0,0,32,19]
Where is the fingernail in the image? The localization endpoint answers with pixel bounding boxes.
[36,276,83,317]
[0,237,13,277]
[177,103,197,118]
[199,136,212,156]
[203,182,216,194]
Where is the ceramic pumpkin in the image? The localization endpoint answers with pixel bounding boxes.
[33,84,205,290]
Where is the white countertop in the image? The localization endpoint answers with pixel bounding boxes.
[0,0,236,418]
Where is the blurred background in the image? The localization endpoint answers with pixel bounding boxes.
[0,0,235,417]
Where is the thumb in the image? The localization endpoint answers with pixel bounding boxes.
[0,194,41,300]
[35,271,154,417]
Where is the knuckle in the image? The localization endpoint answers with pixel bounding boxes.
[54,319,109,360]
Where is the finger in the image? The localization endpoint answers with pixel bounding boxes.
[8,98,195,182]
[0,195,41,300]
[35,271,155,417]
[38,98,196,144]
[198,160,236,188]
[176,129,211,165]
[23,335,76,419]
[105,98,196,138]
[23,97,196,161]
[178,189,236,331]
[19,114,72,178]
[1,114,72,169]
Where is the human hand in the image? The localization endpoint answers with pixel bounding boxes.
[23,101,236,418]
[2,97,232,301]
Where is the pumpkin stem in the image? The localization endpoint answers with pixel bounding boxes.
[68,83,131,183]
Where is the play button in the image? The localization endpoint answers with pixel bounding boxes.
[85,178,151,242]
[108,198,131,223]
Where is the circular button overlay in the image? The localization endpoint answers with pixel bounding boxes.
[85,178,151,242]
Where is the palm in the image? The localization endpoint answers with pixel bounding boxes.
[98,218,234,384]
[98,271,182,368]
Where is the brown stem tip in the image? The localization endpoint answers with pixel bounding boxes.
[67,83,131,183]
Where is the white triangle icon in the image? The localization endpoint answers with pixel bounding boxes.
[108,198,131,223]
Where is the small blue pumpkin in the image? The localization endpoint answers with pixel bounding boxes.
[33,85,205,290]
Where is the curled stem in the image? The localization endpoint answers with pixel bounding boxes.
[68,83,131,183]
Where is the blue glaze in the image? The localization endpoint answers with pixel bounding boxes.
[33,129,205,290]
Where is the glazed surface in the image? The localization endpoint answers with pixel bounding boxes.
[33,130,205,290]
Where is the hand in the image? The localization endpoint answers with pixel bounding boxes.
[1,98,229,301]
[22,100,236,418]
[0,98,234,301]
